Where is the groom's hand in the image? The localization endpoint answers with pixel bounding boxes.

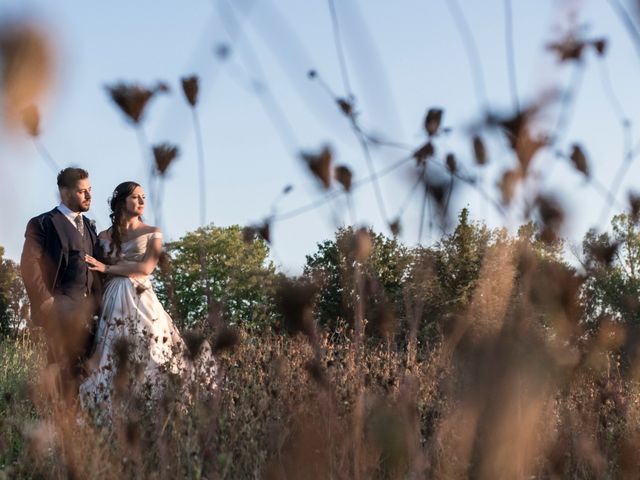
[85,254,107,273]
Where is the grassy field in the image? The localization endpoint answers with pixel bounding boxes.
[0,314,637,479]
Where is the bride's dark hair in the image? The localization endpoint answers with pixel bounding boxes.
[108,181,141,257]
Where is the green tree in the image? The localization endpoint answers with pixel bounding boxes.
[581,213,640,327]
[153,225,277,331]
[433,208,493,311]
[304,226,411,336]
[0,246,27,337]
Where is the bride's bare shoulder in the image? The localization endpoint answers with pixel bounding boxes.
[138,224,161,235]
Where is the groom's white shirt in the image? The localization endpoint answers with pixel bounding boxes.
[57,202,83,227]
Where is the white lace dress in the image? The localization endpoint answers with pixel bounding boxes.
[79,231,216,419]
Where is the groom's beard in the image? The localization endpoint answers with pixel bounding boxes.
[67,199,91,212]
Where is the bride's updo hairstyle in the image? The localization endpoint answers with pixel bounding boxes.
[108,181,141,257]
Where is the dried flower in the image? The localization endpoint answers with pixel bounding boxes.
[389,219,401,236]
[446,153,457,174]
[0,22,52,127]
[547,36,586,62]
[592,38,607,56]
[334,165,353,192]
[213,326,240,353]
[275,277,317,338]
[536,195,564,244]
[181,75,199,107]
[183,331,206,361]
[413,142,434,165]
[424,108,443,136]
[629,192,640,223]
[21,104,39,136]
[301,145,332,189]
[152,143,179,175]
[569,144,589,177]
[257,221,270,243]
[351,228,373,263]
[106,82,167,124]
[473,135,487,165]
[499,169,520,205]
[243,221,270,243]
[337,98,353,117]
[304,358,327,387]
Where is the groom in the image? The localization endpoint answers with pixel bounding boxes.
[21,167,102,398]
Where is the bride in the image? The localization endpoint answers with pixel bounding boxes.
[80,181,215,418]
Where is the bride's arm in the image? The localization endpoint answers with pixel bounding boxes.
[85,237,162,276]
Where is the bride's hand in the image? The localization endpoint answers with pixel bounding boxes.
[85,254,108,273]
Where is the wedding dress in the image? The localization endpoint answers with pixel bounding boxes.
[79,231,216,419]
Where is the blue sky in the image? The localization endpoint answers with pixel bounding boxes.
[1,0,640,273]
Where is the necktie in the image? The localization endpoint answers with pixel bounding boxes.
[75,214,85,237]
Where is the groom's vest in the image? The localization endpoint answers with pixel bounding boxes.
[55,218,94,299]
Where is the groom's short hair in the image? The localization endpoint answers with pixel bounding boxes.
[57,167,89,190]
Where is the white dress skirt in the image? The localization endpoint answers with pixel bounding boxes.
[79,231,216,420]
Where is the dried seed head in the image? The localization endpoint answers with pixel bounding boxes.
[629,192,640,223]
[213,325,240,353]
[21,104,39,136]
[546,36,586,62]
[516,130,547,174]
[275,277,318,338]
[445,152,456,174]
[413,142,434,165]
[152,142,179,175]
[0,22,52,128]
[257,221,270,243]
[352,228,373,263]
[181,75,199,107]
[593,38,607,56]
[183,331,206,361]
[334,165,353,192]
[569,144,589,177]
[472,135,487,165]
[389,219,401,236]
[243,221,270,243]
[304,358,328,387]
[113,336,130,369]
[424,108,443,136]
[587,240,619,266]
[499,169,520,205]
[301,145,332,189]
[536,195,564,244]
[337,98,354,117]
[106,82,166,124]
[158,251,172,274]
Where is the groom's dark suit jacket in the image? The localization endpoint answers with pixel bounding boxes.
[20,207,102,327]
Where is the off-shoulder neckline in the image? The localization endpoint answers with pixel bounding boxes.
[100,231,161,245]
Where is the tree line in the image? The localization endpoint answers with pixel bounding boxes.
[2,208,639,353]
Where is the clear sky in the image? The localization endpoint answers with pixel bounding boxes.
[1,0,640,273]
